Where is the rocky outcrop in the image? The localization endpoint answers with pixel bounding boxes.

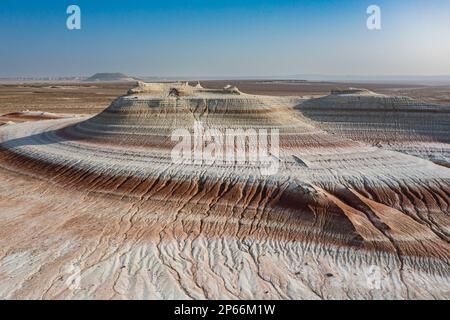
[299,90,450,167]
[0,83,448,299]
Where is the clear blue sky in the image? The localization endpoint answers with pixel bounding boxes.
[1,0,449,77]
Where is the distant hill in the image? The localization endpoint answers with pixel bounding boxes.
[84,73,138,82]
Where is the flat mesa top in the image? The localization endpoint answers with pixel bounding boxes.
[123,82,307,104]
[127,81,242,97]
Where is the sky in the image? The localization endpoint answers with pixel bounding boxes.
[1,0,450,78]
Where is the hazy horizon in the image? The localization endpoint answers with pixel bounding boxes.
[3,73,450,84]
[1,0,450,78]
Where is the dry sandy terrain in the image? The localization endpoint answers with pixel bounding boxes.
[0,82,132,115]
[0,81,448,299]
[1,80,449,116]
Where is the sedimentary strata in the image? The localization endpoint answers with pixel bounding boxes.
[0,83,448,299]
[300,88,450,167]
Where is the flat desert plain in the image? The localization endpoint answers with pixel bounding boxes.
[0,80,449,299]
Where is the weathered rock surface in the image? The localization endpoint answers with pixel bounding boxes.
[0,83,448,299]
[299,89,450,167]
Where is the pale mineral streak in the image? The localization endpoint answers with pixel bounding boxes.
[0,83,448,299]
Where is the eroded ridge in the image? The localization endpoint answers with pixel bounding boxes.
[0,83,449,299]
[299,89,450,167]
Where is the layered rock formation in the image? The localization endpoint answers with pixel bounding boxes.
[300,89,450,167]
[0,83,448,299]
